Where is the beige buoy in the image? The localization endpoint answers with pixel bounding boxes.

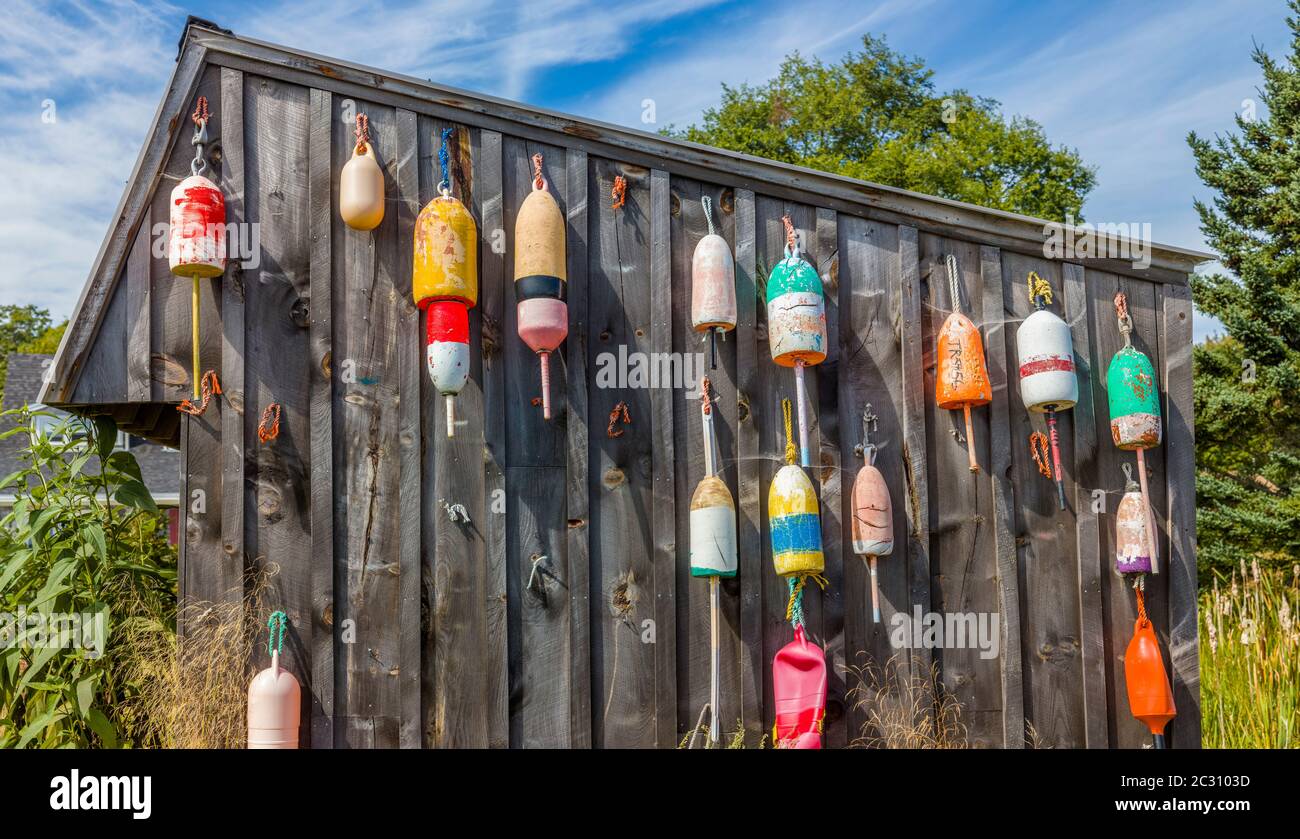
[340,114,385,231]
[514,153,568,419]
[248,611,300,749]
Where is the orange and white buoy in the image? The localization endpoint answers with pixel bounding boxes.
[1116,463,1157,576]
[169,96,225,400]
[1016,271,1077,509]
[515,153,568,419]
[413,128,477,436]
[850,405,892,623]
[247,611,300,749]
[691,196,736,370]
[935,254,991,473]
[339,114,385,230]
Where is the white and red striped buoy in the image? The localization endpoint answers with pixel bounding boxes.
[1016,271,1077,509]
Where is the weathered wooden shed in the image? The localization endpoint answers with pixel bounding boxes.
[43,20,1208,748]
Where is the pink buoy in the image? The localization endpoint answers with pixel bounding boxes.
[772,625,826,749]
[247,611,300,749]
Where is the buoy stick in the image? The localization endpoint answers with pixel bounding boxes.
[709,575,721,746]
[709,329,718,370]
[539,351,552,419]
[869,556,880,624]
[1136,449,1159,574]
[446,395,456,438]
[192,276,201,399]
[963,405,978,473]
[795,360,811,468]
[1152,733,1166,749]
[1047,409,1066,510]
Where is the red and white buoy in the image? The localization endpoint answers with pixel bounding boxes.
[691,196,736,370]
[168,96,225,399]
[247,611,300,749]
[515,153,567,419]
[1016,271,1077,509]
[850,405,893,624]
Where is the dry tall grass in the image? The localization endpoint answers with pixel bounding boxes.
[121,582,269,749]
[1201,560,1300,748]
[847,655,968,748]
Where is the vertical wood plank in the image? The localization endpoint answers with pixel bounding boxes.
[1063,261,1107,748]
[898,225,932,685]
[125,208,152,403]
[476,130,510,748]
[243,74,313,746]
[1160,282,1200,748]
[218,68,247,617]
[981,245,1025,748]
[565,148,593,748]
[732,188,764,745]
[306,86,334,748]
[649,168,677,746]
[328,95,402,747]
[395,108,423,748]
[1000,252,1083,748]
[814,207,846,748]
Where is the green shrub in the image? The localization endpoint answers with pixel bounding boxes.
[0,408,176,748]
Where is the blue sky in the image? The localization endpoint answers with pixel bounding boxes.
[0,0,1290,341]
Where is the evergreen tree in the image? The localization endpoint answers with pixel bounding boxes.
[670,34,1096,222]
[1189,1,1300,578]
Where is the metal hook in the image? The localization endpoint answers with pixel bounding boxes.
[855,403,879,464]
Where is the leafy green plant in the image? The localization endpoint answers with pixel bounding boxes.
[0,407,176,748]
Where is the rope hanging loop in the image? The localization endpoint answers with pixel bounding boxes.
[258,403,282,444]
[1030,431,1052,478]
[177,370,222,415]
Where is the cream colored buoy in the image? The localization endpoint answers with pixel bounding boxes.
[248,611,300,749]
[515,153,568,420]
[340,114,385,230]
[691,196,736,370]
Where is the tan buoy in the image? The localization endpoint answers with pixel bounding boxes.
[850,405,892,624]
[340,114,385,231]
[248,611,300,749]
[514,153,568,419]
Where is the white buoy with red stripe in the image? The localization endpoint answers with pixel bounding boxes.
[247,611,300,749]
[169,96,225,400]
[412,128,477,436]
[1016,271,1077,509]
[691,196,736,370]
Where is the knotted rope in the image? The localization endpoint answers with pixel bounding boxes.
[702,195,717,236]
[1027,271,1053,308]
[1114,290,1133,348]
[782,214,798,256]
[946,253,963,315]
[257,403,282,444]
[354,113,370,155]
[611,175,627,210]
[785,573,828,629]
[266,610,288,657]
[177,370,222,416]
[606,401,631,438]
[531,152,545,190]
[437,126,455,194]
[782,398,797,465]
[1030,431,1052,478]
[1134,577,1149,628]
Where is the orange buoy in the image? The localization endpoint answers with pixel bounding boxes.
[515,153,567,419]
[691,196,736,370]
[247,611,300,749]
[1124,585,1176,748]
[935,254,991,473]
[850,405,892,624]
[339,114,385,230]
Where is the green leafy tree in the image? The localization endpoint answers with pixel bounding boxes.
[0,305,67,404]
[0,410,175,748]
[670,34,1096,222]
[1189,1,1300,579]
